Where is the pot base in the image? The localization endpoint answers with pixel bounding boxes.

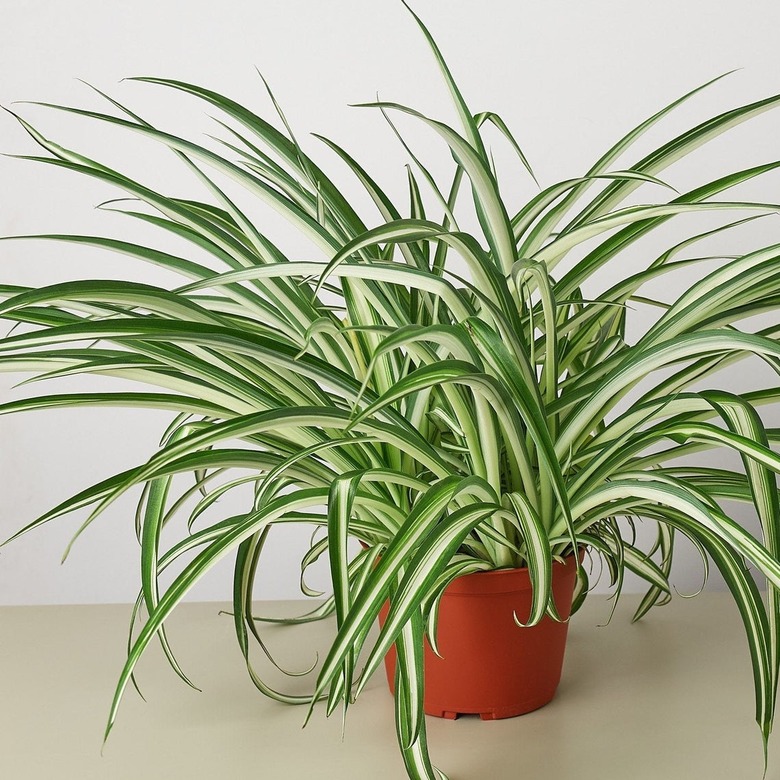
[427,691,557,720]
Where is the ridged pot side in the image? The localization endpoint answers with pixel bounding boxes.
[379,553,580,720]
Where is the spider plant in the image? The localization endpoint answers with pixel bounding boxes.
[2,4,780,778]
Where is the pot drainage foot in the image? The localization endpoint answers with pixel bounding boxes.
[427,709,460,720]
[425,709,516,720]
[479,711,507,721]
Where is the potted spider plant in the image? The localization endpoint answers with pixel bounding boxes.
[3,3,780,778]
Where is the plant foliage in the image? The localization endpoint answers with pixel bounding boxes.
[2,5,780,778]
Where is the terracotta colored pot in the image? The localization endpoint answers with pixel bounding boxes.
[378,553,580,720]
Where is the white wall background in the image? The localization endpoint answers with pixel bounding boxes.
[1,0,779,604]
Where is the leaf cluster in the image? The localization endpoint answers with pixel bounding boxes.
[2,5,780,778]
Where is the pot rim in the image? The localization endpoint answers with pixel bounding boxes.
[441,550,582,596]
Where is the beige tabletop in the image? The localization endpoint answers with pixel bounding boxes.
[0,593,774,780]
